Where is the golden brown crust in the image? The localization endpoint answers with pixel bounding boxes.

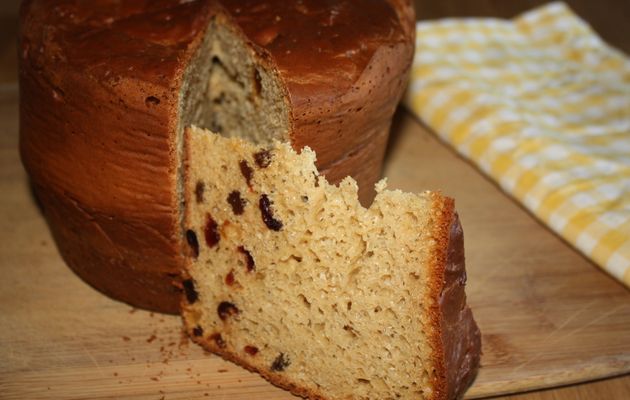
[426,194,481,400]
[425,194,452,400]
[19,0,414,313]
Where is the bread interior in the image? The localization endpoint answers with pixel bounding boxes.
[177,15,291,236]
[182,126,446,400]
[181,15,290,145]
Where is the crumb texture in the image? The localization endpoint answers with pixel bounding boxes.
[182,17,290,146]
[183,127,467,400]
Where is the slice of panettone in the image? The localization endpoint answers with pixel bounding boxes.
[181,126,480,400]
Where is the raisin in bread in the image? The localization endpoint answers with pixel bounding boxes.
[182,126,481,400]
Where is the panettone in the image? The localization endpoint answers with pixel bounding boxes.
[18,0,415,313]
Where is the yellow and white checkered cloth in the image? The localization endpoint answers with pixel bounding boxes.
[403,2,630,287]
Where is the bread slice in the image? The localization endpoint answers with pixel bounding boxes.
[181,126,481,400]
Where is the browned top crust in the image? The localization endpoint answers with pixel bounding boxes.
[20,1,211,85]
[221,0,408,103]
[19,0,414,313]
[21,0,410,102]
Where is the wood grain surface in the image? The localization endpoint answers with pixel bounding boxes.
[1,1,630,399]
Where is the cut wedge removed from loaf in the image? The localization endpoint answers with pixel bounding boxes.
[182,126,481,400]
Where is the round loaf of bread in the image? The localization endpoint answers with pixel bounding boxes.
[18,0,415,313]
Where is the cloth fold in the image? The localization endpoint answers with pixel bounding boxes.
[403,2,630,287]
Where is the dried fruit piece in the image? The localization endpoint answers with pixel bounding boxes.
[210,333,226,348]
[237,246,255,272]
[217,301,239,320]
[271,353,290,371]
[195,181,205,203]
[244,345,259,356]
[259,194,283,231]
[192,326,204,337]
[254,149,272,168]
[204,214,220,248]
[227,191,246,215]
[239,160,253,187]
[186,229,199,258]
[182,279,198,304]
[225,270,235,286]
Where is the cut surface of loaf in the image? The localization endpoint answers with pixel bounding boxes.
[182,127,481,399]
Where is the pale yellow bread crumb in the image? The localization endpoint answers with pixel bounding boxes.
[181,126,478,400]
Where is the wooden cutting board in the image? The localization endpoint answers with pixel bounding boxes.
[0,86,628,400]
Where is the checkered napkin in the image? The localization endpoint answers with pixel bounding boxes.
[403,2,630,287]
